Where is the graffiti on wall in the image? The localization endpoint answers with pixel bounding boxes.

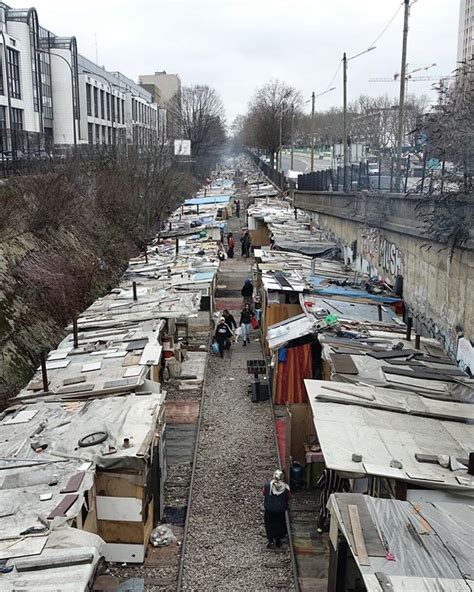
[379,237,404,277]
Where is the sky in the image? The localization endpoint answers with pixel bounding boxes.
[31,0,460,123]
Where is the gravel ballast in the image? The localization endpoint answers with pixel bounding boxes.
[181,343,295,591]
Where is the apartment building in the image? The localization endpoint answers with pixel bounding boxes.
[139,71,181,139]
[0,2,165,152]
[457,0,474,65]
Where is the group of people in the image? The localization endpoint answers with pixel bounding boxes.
[213,278,259,357]
[216,230,252,261]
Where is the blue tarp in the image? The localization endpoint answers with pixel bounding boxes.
[184,195,231,206]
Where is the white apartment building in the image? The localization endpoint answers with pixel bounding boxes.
[0,2,166,151]
[457,0,474,65]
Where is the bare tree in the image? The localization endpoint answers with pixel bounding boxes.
[411,59,473,252]
[243,80,303,168]
[180,85,226,177]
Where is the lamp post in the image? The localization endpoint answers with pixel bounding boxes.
[39,49,77,146]
[342,46,376,190]
[278,101,285,172]
[310,87,336,172]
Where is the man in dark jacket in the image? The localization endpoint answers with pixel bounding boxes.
[214,317,233,358]
[241,278,253,304]
[262,469,290,548]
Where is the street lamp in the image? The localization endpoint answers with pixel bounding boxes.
[310,87,336,172]
[343,45,376,190]
[278,101,286,172]
[38,49,77,146]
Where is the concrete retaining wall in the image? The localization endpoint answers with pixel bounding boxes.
[294,190,474,356]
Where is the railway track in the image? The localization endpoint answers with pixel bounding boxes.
[176,232,298,590]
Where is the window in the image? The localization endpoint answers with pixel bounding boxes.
[88,122,93,144]
[102,125,106,143]
[0,59,4,96]
[95,123,100,143]
[132,98,136,122]
[106,93,110,121]
[111,95,116,123]
[121,99,124,125]
[107,127,111,144]
[86,84,92,117]
[11,107,23,130]
[7,48,21,99]
[0,106,6,151]
[100,89,105,119]
[93,86,98,118]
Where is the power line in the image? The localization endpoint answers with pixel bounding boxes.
[369,1,404,48]
[325,59,342,92]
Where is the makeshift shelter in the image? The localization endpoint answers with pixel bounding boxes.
[327,493,474,592]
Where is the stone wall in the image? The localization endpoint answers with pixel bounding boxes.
[294,190,474,356]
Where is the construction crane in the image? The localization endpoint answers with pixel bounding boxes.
[369,64,450,85]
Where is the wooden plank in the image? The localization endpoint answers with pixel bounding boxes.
[337,494,385,557]
[367,349,418,360]
[47,494,78,519]
[348,505,370,566]
[381,366,459,382]
[15,552,93,572]
[63,376,87,386]
[329,353,358,375]
[61,472,85,493]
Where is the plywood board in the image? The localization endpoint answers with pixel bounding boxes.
[46,359,70,370]
[0,535,47,560]
[96,496,142,522]
[102,542,144,564]
[81,361,102,373]
[3,409,39,425]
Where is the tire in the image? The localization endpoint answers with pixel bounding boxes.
[78,431,109,447]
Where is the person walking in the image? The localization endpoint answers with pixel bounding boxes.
[316,468,350,533]
[222,309,237,332]
[227,233,235,259]
[241,278,253,305]
[262,470,290,548]
[214,317,233,358]
[239,303,254,346]
[240,230,252,258]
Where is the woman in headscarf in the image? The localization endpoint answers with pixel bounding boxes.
[262,469,290,548]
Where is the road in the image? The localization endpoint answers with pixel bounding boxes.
[280,151,331,175]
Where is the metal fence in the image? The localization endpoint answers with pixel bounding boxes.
[296,153,471,196]
[244,149,289,191]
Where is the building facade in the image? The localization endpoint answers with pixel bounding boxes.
[139,71,181,139]
[457,0,474,65]
[0,2,166,153]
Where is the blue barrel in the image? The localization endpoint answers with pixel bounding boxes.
[290,462,304,489]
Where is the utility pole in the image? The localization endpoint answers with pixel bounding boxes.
[310,91,315,172]
[342,52,348,190]
[290,103,295,170]
[278,104,283,171]
[395,0,410,192]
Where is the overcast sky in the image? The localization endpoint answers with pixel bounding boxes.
[32,0,459,122]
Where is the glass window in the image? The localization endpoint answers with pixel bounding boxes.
[86,83,92,117]
[111,95,116,123]
[88,122,93,144]
[0,105,6,151]
[95,123,100,143]
[100,89,105,119]
[11,107,23,130]
[107,126,111,144]
[93,86,98,118]
[7,48,21,99]
[121,99,124,125]
[102,125,106,143]
[106,93,110,121]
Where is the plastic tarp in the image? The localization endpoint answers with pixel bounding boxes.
[2,527,104,592]
[308,389,474,493]
[0,394,164,471]
[330,494,474,591]
[184,195,231,206]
